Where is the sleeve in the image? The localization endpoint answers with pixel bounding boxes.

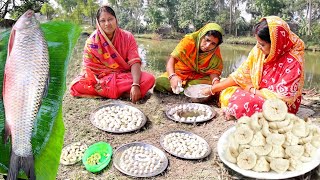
[126,33,141,66]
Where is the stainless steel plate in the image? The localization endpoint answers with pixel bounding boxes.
[113,142,169,177]
[160,130,211,160]
[184,84,211,98]
[165,103,216,123]
[90,103,147,133]
[60,142,88,165]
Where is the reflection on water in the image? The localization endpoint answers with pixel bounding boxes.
[137,38,320,90]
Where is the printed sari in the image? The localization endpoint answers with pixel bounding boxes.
[155,23,224,93]
[70,21,155,99]
[220,16,305,119]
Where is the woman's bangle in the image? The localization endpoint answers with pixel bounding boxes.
[168,73,177,80]
[211,77,220,85]
[210,86,215,95]
[131,83,140,87]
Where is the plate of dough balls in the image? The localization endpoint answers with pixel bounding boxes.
[218,99,320,179]
[165,103,216,123]
[90,103,147,133]
[60,142,88,165]
[160,130,211,159]
[113,142,168,177]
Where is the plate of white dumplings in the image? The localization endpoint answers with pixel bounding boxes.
[113,142,168,177]
[218,99,320,179]
[160,130,211,159]
[90,103,147,133]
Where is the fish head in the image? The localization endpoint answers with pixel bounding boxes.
[13,10,39,31]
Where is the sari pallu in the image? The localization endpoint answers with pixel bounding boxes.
[171,23,224,81]
[220,16,305,119]
[70,21,155,99]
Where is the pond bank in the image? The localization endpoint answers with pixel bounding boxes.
[135,33,320,52]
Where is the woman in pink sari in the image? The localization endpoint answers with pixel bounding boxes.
[70,6,155,103]
[202,16,305,119]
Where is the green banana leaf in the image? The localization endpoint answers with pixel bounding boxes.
[0,21,81,179]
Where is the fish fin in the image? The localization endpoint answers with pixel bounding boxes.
[2,73,6,98]
[7,28,16,58]
[7,151,19,180]
[21,155,36,180]
[7,152,35,180]
[42,75,50,98]
[4,121,11,144]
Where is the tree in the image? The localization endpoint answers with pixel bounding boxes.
[40,2,54,20]
[1,0,48,20]
[145,1,164,32]
[0,0,11,19]
[175,0,218,31]
[69,0,85,24]
[82,0,99,27]
[57,0,77,12]
[290,0,320,36]
[157,0,179,31]
[109,0,144,33]
[246,0,285,21]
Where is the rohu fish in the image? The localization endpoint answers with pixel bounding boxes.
[3,10,49,180]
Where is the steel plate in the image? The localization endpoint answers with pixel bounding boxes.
[165,103,216,123]
[184,84,211,98]
[160,130,211,160]
[90,103,147,133]
[60,142,88,165]
[113,142,168,177]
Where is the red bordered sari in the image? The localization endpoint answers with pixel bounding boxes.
[220,16,305,119]
[70,21,155,98]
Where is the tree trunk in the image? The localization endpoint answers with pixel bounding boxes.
[0,0,10,19]
[229,0,233,35]
[307,0,312,35]
[235,5,237,37]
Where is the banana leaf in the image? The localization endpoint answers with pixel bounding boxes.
[0,21,81,179]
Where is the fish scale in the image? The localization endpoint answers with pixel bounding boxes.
[3,10,49,180]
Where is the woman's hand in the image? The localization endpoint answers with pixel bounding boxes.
[130,85,141,103]
[94,80,102,92]
[201,87,212,96]
[169,75,182,92]
[244,85,253,92]
[201,83,220,96]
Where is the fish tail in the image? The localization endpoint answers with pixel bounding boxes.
[7,152,36,180]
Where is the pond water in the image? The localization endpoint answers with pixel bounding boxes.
[137,38,320,90]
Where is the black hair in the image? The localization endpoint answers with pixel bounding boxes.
[205,30,223,45]
[96,6,117,20]
[253,19,271,43]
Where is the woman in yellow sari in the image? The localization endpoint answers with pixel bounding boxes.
[154,23,224,94]
[202,16,304,119]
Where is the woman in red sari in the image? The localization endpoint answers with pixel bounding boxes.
[70,6,155,103]
[202,16,305,119]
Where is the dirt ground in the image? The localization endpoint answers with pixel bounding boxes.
[56,36,320,180]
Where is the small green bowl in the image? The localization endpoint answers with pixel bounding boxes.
[82,141,113,173]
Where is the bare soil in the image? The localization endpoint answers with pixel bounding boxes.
[56,36,320,180]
